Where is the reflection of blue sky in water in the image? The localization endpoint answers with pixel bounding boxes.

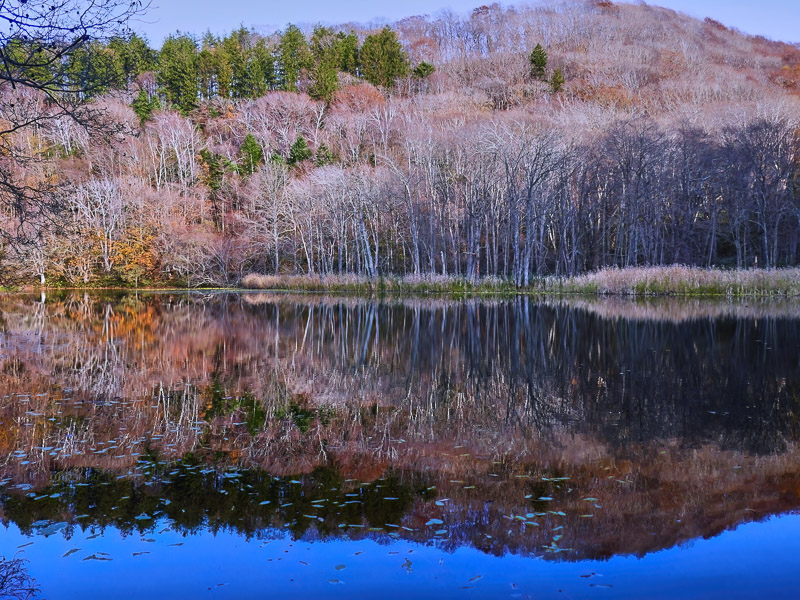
[4,514,800,599]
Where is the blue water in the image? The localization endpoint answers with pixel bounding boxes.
[2,513,799,599]
[2,292,800,598]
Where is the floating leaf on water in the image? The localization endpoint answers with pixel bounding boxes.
[426,519,444,526]
[584,498,598,502]
[17,542,33,549]
[259,501,271,505]
[328,579,343,585]
[384,497,399,501]
[168,543,184,547]
[132,552,149,557]
[63,548,81,558]
[469,575,483,582]
[538,496,553,501]
[335,564,346,571]
[299,561,308,566]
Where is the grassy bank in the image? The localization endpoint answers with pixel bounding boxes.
[240,273,519,295]
[241,267,800,297]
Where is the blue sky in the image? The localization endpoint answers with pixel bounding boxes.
[135,1,799,46]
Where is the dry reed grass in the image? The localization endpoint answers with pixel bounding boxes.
[561,265,800,296]
[242,267,800,297]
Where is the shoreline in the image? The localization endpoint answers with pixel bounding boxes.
[5,266,800,298]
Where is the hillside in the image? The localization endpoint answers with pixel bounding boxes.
[1,0,799,287]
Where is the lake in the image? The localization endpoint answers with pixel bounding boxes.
[1,291,799,599]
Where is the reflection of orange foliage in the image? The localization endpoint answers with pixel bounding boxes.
[334,452,387,482]
[107,303,158,339]
[0,425,17,454]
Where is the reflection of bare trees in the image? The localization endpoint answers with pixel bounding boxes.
[1,292,799,468]
[1,292,800,559]
[0,557,38,600]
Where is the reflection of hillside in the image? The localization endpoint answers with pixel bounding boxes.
[0,292,799,561]
[543,296,800,324]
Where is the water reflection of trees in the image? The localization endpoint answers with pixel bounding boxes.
[0,557,38,600]
[1,292,800,560]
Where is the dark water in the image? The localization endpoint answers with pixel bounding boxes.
[1,292,799,599]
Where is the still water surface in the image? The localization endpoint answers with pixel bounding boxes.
[0,292,799,598]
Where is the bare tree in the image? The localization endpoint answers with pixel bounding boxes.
[0,0,149,246]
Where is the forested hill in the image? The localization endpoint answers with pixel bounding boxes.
[3,0,800,287]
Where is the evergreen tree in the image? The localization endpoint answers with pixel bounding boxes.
[288,136,312,165]
[277,24,312,92]
[360,26,409,87]
[337,32,360,75]
[309,26,341,102]
[412,61,435,79]
[66,41,126,97]
[550,68,565,93]
[249,38,276,95]
[108,33,157,87]
[157,34,199,114]
[239,134,264,176]
[132,89,155,124]
[315,143,334,166]
[199,149,226,229]
[310,59,339,102]
[529,43,548,80]
[197,43,221,100]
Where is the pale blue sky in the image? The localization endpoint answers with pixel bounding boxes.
[134,1,799,46]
